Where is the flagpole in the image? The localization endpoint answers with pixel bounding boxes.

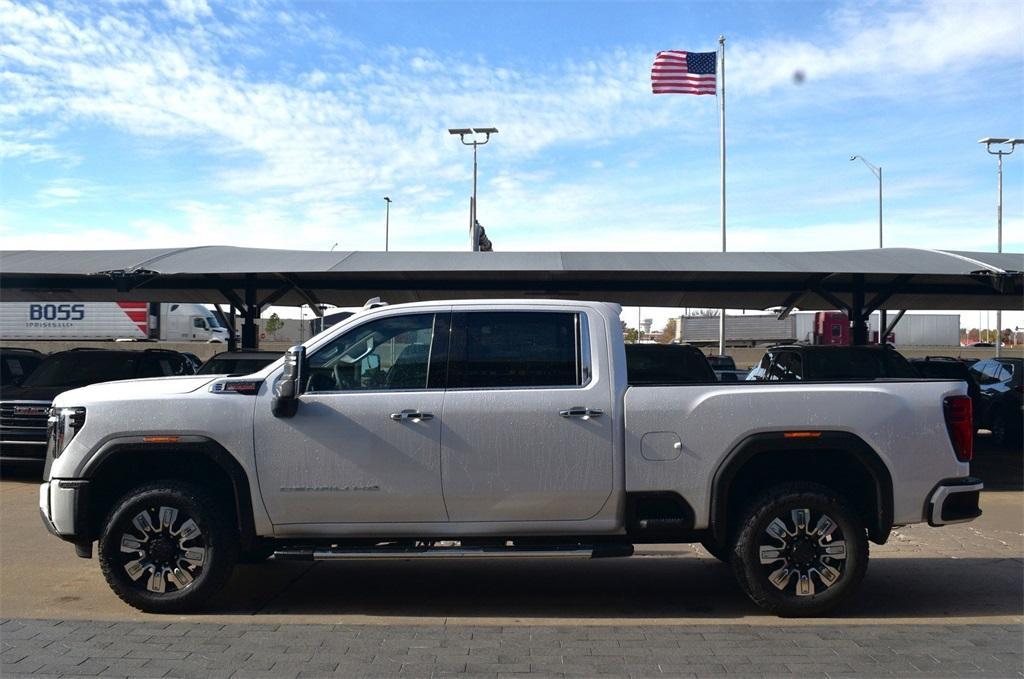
[717,35,726,357]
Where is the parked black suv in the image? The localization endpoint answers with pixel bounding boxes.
[1,348,45,388]
[969,357,1023,447]
[0,348,193,463]
[198,350,281,375]
[747,344,918,381]
[909,357,982,423]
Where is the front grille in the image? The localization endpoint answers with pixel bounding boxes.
[0,402,50,431]
[0,402,52,455]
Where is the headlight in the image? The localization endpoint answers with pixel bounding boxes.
[47,407,86,459]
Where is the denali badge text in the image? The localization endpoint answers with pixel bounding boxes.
[280,485,380,492]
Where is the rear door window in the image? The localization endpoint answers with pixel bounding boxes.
[448,311,583,389]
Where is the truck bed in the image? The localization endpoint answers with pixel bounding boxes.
[623,379,970,528]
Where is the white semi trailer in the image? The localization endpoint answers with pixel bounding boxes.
[0,302,228,342]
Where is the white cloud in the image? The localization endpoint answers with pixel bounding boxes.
[731,1,1024,97]
[164,0,212,23]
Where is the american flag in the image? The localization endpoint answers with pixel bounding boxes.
[651,50,717,95]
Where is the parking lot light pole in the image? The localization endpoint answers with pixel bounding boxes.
[449,127,498,251]
[979,138,1022,357]
[383,196,392,252]
[850,154,885,340]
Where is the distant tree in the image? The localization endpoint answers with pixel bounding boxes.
[621,320,640,343]
[265,312,284,339]
[657,318,678,344]
[691,308,720,317]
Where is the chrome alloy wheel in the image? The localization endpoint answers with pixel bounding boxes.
[757,508,847,597]
[118,506,206,594]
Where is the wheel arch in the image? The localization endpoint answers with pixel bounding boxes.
[709,431,894,546]
[82,438,257,551]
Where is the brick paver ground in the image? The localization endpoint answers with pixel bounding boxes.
[2,618,1022,678]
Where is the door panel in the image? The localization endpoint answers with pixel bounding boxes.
[441,386,614,521]
[254,391,446,524]
[253,310,448,526]
[439,310,614,522]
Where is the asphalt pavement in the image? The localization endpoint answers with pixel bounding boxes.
[1,443,1021,677]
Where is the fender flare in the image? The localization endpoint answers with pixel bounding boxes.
[82,436,257,549]
[708,431,894,545]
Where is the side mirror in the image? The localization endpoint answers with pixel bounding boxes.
[272,345,305,418]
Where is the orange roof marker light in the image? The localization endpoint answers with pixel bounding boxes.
[783,431,822,439]
[143,436,180,444]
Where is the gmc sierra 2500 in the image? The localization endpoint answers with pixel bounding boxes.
[39,299,982,616]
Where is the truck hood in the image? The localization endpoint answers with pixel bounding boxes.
[52,375,218,407]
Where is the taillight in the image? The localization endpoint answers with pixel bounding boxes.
[943,395,973,463]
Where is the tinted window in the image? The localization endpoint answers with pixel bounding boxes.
[993,361,1013,383]
[625,345,716,384]
[912,361,968,380]
[306,313,437,392]
[747,353,771,381]
[1,354,42,386]
[802,348,917,380]
[198,356,278,375]
[23,353,140,388]
[449,312,580,389]
[768,351,802,381]
[969,359,998,385]
[138,355,187,378]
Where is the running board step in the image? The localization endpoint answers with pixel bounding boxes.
[274,543,634,561]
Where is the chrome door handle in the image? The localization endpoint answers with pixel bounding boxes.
[559,407,603,419]
[390,410,434,422]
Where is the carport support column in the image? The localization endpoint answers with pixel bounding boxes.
[850,275,869,345]
[241,274,259,350]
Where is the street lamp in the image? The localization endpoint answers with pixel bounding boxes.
[449,127,498,251]
[383,196,392,252]
[978,137,1023,356]
[850,154,885,340]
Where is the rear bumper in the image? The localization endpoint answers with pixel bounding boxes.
[927,477,983,527]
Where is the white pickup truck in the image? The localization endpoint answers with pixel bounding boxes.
[39,299,982,616]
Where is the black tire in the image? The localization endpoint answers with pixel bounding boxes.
[732,482,868,617]
[98,480,239,613]
[700,537,731,563]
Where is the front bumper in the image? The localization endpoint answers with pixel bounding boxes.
[927,477,983,527]
[39,480,93,557]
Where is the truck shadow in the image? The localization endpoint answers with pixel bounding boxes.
[209,553,1023,621]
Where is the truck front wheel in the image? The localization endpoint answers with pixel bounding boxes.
[98,480,239,613]
[732,482,868,617]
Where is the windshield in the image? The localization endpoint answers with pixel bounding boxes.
[205,315,223,329]
[23,353,139,388]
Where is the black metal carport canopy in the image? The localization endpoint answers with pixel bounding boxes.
[1,246,1021,310]
[2,246,1021,349]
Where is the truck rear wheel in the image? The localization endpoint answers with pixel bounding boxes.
[98,480,238,613]
[732,482,868,617]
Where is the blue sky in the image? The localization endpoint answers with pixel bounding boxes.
[1,0,1022,327]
